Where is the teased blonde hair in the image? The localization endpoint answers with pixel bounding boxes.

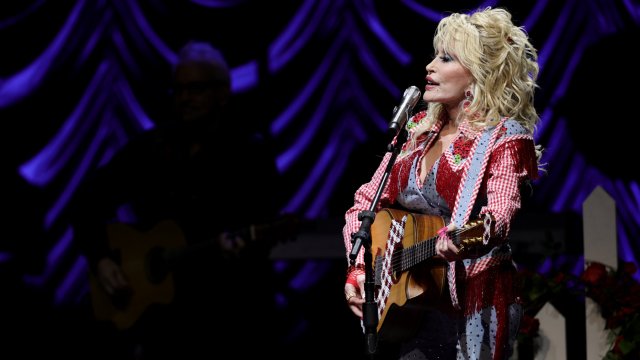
[412,7,539,139]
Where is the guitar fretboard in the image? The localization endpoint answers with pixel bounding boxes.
[374,235,437,285]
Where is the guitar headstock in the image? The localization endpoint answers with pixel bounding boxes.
[451,218,485,253]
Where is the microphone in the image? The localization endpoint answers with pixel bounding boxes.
[387,85,421,139]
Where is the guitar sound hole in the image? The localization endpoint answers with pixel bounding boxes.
[111,290,131,310]
[147,246,169,284]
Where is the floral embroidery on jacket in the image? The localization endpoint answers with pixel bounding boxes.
[451,135,474,165]
[406,110,427,130]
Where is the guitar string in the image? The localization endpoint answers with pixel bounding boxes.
[374,224,480,278]
[385,227,470,270]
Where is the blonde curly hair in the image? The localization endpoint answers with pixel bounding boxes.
[412,7,539,137]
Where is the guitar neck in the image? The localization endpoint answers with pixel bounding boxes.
[373,217,485,286]
[398,236,438,271]
[163,237,218,265]
[374,235,437,285]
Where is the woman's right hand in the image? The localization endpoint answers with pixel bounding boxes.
[344,267,366,318]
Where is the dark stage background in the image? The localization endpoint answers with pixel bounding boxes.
[2,0,639,358]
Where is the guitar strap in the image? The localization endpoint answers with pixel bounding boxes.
[376,213,407,317]
[363,213,407,333]
[447,117,506,309]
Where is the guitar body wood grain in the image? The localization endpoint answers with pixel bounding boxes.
[370,208,449,343]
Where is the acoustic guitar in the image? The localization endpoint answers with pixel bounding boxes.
[89,215,299,330]
[369,208,484,342]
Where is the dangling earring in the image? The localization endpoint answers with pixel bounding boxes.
[462,90,473,112]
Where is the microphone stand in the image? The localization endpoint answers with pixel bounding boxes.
[349,127,409,357]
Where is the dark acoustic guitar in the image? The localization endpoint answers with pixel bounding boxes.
[89,215,300,330]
